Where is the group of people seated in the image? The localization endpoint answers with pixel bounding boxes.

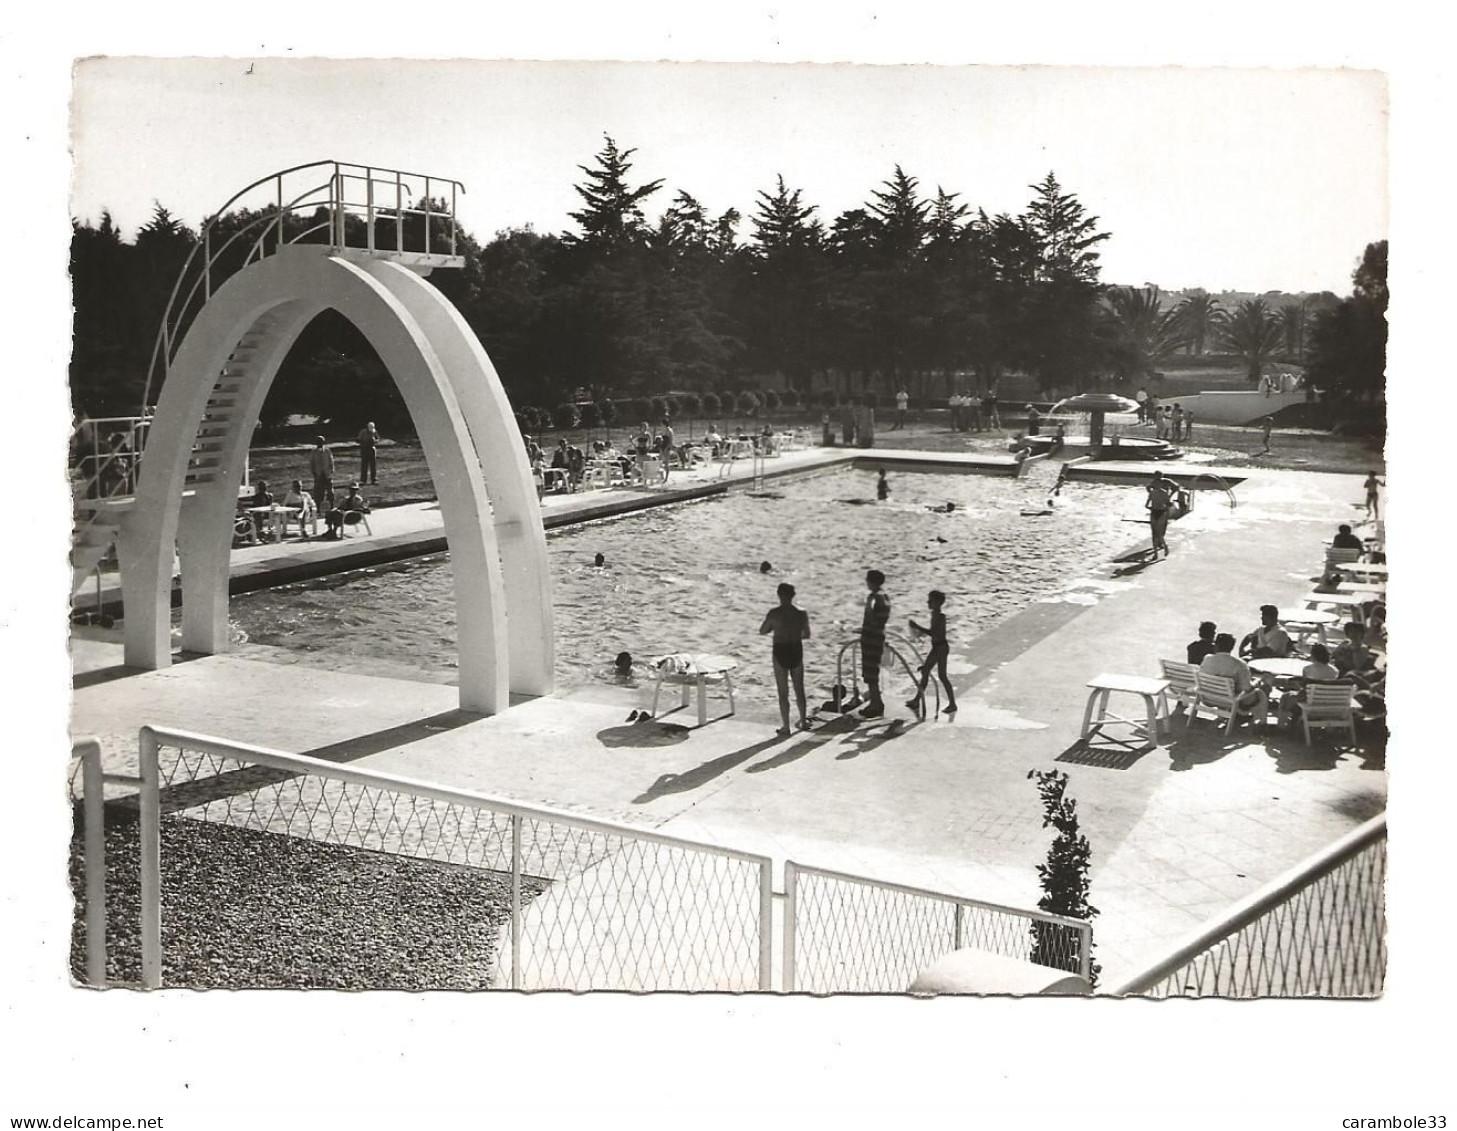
[1181,534,1387,735]
[703,422,788,458]
[237,478,370,543]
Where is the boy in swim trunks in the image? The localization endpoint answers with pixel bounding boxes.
[759,582,813,736]
[907,590,957,716]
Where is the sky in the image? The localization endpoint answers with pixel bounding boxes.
[70,58,1388,295]
[6,7,1453,1128]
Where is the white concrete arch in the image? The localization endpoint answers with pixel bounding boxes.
[364,259,554,695]
[120,246,553,714]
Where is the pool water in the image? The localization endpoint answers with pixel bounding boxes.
[228,467,1145,695]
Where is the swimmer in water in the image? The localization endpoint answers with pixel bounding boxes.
[927,501,956,514]
[594,552,606,567]
[614,651,633,676]
[760,561,773,574]
[876,469,890,501]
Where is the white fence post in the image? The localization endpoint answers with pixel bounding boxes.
[758,860,774,991]
[782,861,798,993]
[138,727,162,990]
[510,813,522,991]
[80,740,107,988]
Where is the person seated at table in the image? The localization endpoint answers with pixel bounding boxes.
[1365,603,1387,652]
[1354,661,1387,729]
[1239,605,1292,660]
[1331,524,1364,550]
[1199,633,1268,722]
[1331,622,1376,682]
[245,481,275,539]
[705,423,724,456]
[1275,644,1351,729]
[281,479,317,538]
[1300,642,1341,683]
[1186,620,1218,665]
[324,482,370,539]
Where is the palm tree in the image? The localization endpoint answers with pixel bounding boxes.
[1102,286,1190,379]
[1277,299,1308,361]
[1172,290,1222,355]
[1217,299,1285,385]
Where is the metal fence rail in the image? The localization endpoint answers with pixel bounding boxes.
[1111,814,1386,998]
[783,862,1092,993]
[78,726,772,991]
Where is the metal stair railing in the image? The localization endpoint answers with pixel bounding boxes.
[1189,471,1238,510]
[831,631,938,717]
[71,415,155,614]
[140,160,468,419]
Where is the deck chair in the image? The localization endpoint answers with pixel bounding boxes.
[1301,681,1358,747]
[1191,672,1266,735]
[284,507,318,539]
[1159,659,1200,721]
[639,456,666,485]
[341,509,372,537]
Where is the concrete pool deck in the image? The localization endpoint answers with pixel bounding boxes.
[70,462,1385,988]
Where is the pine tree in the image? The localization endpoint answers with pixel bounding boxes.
[565,135,664,252]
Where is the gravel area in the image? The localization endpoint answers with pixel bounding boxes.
[70,803,547,990]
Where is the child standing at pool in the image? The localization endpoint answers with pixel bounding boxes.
[907,590,957,716]
[760,583,813,736]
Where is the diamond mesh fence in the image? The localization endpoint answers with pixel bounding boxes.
[74,733,770,991]
[1135,831,1386,998]
[787,867,1088,994]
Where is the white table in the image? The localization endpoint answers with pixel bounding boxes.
[650,653,738,727]
[1340,562,1388,581]
[1080,673,1171,748]
[247,505,302,542]
[1302,592,1368,625]
[1277,607,1339,649]
[1249,657,1311,688]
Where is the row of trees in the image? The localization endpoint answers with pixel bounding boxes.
[1101,286,1339,384]
[70,135,1385,428]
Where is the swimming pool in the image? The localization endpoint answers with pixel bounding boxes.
[228,466,1145,695]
